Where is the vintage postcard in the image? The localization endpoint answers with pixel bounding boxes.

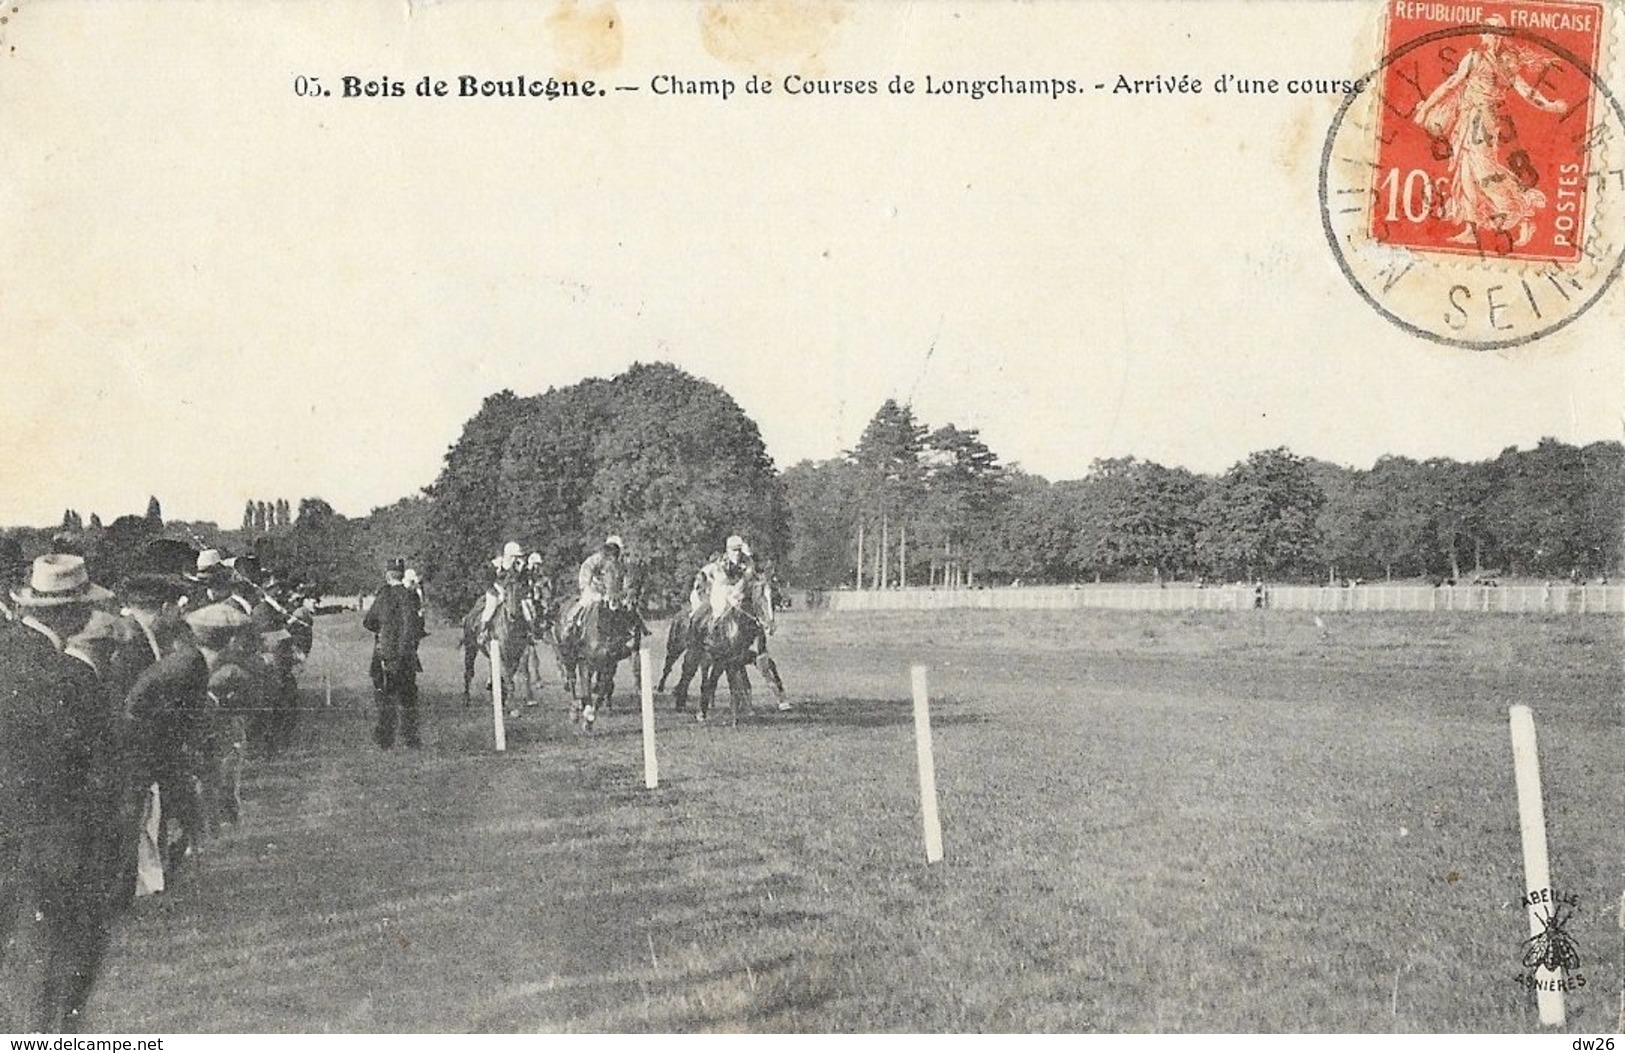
[0,0,1621,1038]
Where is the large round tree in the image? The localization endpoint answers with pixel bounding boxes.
[422,363,789,614]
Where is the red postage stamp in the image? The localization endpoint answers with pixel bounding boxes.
[1371,0,1605,263]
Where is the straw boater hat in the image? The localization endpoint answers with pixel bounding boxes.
[190,548,231,584]
[11,553,115,608]
[183,601,251,650]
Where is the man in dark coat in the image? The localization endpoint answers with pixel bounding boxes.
[118,573,211,887]
[0,554,127,1031]
[363,558,421,749]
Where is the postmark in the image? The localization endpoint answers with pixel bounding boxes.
[1320,1,1625,349]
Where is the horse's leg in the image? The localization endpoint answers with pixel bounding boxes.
[657,621,684,691]
[758,654,789,708]
[698,658,725,724]
[461,643,475,704]
[673,645,701,712]
[526,643,542,705]
[726,665,752,724]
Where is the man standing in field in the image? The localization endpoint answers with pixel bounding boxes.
[363,558,422,750]
[0,553,129,1030]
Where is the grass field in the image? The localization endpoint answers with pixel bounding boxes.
[80,608,1623,1033]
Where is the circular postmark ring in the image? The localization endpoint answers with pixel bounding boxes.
[1320,21,1625,351]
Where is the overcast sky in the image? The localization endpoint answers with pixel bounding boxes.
[3,1,1620,526]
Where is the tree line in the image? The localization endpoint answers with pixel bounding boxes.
[9,372,1619,606]
[785,400,1624,589]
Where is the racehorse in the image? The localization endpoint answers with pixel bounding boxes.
[516,577,561,702]
[553,577,642,731]
[458,585,532,711]
[671,574,785,725]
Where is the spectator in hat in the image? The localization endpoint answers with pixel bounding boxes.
[182,601,256,830]
[117,572,210,894]
[9,553,118,673]
[362,558,422,749]
[0,554,128,1028]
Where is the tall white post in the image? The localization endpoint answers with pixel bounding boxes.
[911,665,944,864]
[490,637,507,753]
[640,648,658,789]
[1509,705,1564,1026]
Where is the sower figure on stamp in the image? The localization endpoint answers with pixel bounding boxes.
[1413,14,1570,248]
[363,557,422,750]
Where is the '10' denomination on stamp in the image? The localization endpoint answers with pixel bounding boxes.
[1320,0,1625,349]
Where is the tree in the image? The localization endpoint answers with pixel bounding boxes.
[422,390,533,615]
[1197,447,1325,580]
[1490,438,1610,577]
[357,496,432,582]
[916,424,1006,587]
[783,459,863,589]
[577,363,789,606]
[280,497,366,593]
[144,496,163,527]
[90,514,159,586]
[422,365,789,616]
[849,399,927,588]
[242,501,255,533]
[988,472,1083,583]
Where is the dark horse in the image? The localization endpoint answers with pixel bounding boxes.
[458,586,531,711]
[553,578,642,732]
[667,576,785,724]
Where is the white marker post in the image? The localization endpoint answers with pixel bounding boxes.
[1509,705,1563,1027]
[911,664,944,864]
[490,638,507,753]
[639,648,658,789]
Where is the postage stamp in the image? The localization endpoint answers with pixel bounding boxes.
[1320,0,1625,349]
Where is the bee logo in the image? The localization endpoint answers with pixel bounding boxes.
[1520,904,1581,972]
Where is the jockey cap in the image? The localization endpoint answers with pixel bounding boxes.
[605,534,624,551]
[502,541,523,560]
[527,552,543,566]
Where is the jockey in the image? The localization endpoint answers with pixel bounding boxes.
[479,541,526,631]
[579,535,626,607]
[564,535,625,637]
[490,540,525,576]
[688,551,724,615]
[696,535,772,641]
[523,552,555,624]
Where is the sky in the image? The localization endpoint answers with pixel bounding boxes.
[2,0,1620,526]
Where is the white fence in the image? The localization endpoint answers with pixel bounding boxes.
[821,584,1625,615]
